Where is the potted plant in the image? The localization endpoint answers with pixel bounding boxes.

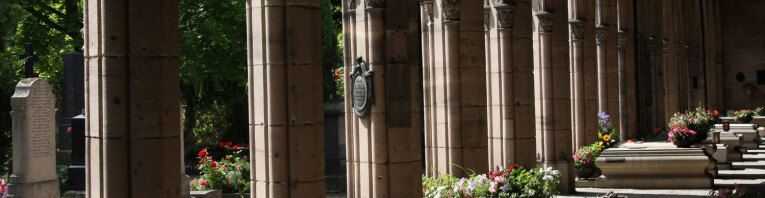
[191,147,251,197]
[668,127,697,148]
[734,109,756,123]
[573,143,602,179]
[597,112,619,149]
[668,107,720,143]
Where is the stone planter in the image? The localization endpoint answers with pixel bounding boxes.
[222,193,250,198]
[672,139,694,148]
[576,167,601,179]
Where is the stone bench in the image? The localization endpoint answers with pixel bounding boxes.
[713,124,760,151]
[721,116,765,127]
[701,131,743,168]
[595,142,714,189]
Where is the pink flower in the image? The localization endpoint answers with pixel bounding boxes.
[222,165,228,170]
[237,164,243,170]
[190,179,196,184]
[573,155,580,161]
[493,176,504,183]
[489,182,497,193]
[199,179,208,186]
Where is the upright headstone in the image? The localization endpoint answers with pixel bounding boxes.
[58,52,85,150]
[67,114,85,191]
[8,78,60,197]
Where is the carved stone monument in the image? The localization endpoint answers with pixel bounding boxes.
[349,56,374,117]
[8,78,60,197]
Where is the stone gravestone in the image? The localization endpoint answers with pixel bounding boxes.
[8,78,60,197]
[58,52,85,150]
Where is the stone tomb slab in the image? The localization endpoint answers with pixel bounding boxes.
[8,78,60,197]
[595,142,713,189]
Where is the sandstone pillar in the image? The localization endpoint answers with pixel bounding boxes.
[568,0,586,150]
[246,0,325,196]
[595,24,609,113]
[423,0,488,177]
[534,2,574,192]
[83,0,181,197]
[484,0,536,169]
[344,0,423,196]
[662,0,679,118]
[616,0,635,140]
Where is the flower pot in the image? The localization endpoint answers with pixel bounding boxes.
[738,116,753,123]
[576,167,601,179]
[673,139,694,148]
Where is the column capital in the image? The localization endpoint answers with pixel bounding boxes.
[483,6,491,31]
[595,24,608,45]
[495,3,516,30]
[348,0,356,9]
[569,19,585,41]
[536,11,554,34]
[617,29,627,52]
[442,0,461,22]
[422,0,434,23]
[365,0,384,8]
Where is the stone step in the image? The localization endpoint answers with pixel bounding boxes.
[717,169,765,179]
[732,161,765,169]
[714,179,765,192]
[743,154,765,161]
[748,149,765,154]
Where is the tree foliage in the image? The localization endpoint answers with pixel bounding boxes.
[179,0,248,145]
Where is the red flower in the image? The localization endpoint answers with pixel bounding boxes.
[67,127,72,133]
[211,160,218,168]
[244,155,248,160]
[653,127,663,133]
[226,141,233,147]
[198,148,207,157]
[233,145,239,150]
[219,142,226,147]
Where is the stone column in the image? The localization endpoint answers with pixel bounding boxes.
[246,0,325,196]
[484,0,536,169]
[84,0,181,197]
[344,0,423,197]
[661,0,679,119]
[423,0,488,177]
[617,30,627,141]
[616,0,635,140]
[569,19,585,149]
[421,0,437,177]
[595,25,608,113]
[534,6,574,192]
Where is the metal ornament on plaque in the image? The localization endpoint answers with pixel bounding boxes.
[350,56,374,117]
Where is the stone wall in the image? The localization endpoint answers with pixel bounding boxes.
[720,0,765,110]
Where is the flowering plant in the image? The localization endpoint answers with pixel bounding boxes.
[597,112,619,149]
[668,106,720,142]
[573,143,602,169]
[422,165,560,197]
[333,67,345,98]
[713,183,753,198]
[0,178,7,198]
[668,127,697,143]
[734,109,756,123]
[191,148,251,194]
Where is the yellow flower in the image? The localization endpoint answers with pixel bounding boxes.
[598,141,604,149]
[603,134,611,141]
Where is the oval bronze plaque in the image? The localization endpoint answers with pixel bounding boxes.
[349,57,374,117]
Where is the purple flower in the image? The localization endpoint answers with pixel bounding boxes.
[542,175,549,180]
[501,186,510,192]
[598,112,611,127]
[552,170,559,175]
